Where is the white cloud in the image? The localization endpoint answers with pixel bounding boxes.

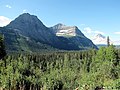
[22,9,27,13]
[84,27,104,35]
[84,27,92,33]
[5,5,12,8]
[0,16,11,27]
[114,32,120,34]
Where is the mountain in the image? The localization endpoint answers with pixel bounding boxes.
[50,23,85,37]
[0,13,61,52]
[92,34,120,48]
[50,23,97,49]
[6,13,60,46]
[0,13,97,52]
[92,34,107,45]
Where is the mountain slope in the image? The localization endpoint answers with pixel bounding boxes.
[51,23,85,37]
[92,34,114,45]
[0,27,57,52]
[0,13,97,52]
[51,23,97,49]
[92,34,107,45]
[6,13,60,46]
[0,13,61,52]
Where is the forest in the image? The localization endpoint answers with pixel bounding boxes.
[0,35,120,90]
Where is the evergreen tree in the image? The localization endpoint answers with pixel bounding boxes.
[0,49,120,89]
[107,36,110,47]
[0,34,6,59]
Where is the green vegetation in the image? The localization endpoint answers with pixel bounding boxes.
[0,45,120,90]
[0,34,6,59]
[107,36,110,47]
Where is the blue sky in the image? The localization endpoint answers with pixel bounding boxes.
[0,0,120,41]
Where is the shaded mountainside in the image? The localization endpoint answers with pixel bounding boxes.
[0,13,97,52]
[0,27,57,52]
[51,23,97,49]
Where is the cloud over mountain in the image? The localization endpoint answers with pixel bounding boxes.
[84,27,104,35]
[0,16,11,27]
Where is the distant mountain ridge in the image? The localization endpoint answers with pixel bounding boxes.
[92,34,107,45]
[92,34,120,45]
[0,13,97,52]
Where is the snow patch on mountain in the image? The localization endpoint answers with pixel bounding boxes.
[51,23,85,37]
[92,34,107,44]
[92,34,114,45]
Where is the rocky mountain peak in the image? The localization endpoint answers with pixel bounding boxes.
[92,34,113,45]
[92,34,120,45]
[51,23,84,37]
[55,23,65,27]
[16,13,38,21]
[95,34,106,39]
[6,13,46,30]
[92,34,106,44]
[5,13,54,44]
[17,13,42,24]
[19,13,31,17]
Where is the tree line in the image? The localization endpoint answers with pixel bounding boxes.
[0,35,120,90]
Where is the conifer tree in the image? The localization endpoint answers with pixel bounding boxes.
[0,34,6,59]
[107,36,110,47]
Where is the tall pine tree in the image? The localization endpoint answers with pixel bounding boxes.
[0,34,6,59]
[107,36,110,47]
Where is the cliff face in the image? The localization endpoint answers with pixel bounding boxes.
[51,23,85,37]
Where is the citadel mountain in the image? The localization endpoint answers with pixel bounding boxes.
[0,13,97,52]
